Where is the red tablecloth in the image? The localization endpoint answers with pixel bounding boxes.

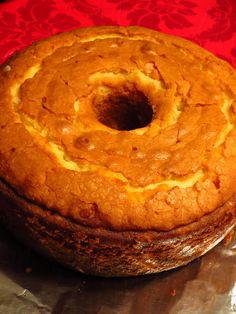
[0,0,236,67]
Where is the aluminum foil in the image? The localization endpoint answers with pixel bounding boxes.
[0,226,236,314]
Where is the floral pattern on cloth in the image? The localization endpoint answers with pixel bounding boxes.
[0,0,236,67]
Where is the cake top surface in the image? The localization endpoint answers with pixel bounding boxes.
[1,26,236,231]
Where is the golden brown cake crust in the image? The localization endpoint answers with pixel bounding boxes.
[1,26,236,233]
[0,177,236,277]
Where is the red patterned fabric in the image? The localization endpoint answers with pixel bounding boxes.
[0,0,236,67]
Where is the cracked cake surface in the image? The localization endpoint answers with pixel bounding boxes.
[1,26,236,234]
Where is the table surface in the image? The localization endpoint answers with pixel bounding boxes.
[1,0,236,313]
[1,0,236,68]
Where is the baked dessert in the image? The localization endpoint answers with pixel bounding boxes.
[0,26,236,277]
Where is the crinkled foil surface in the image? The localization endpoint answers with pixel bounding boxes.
[0,226,236,314]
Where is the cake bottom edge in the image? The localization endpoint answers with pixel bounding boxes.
[0,179,236,277]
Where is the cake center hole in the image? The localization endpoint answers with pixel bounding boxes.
[93,89,153,131]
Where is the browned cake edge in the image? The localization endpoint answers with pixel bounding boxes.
[0,178,235,277]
